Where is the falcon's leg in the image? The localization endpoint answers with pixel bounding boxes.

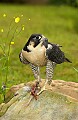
[30,64,41,98]
[37,60,56,95]
[30,63,41,83]
[46,60,56,85]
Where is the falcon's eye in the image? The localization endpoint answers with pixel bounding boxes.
[36,36,41,40]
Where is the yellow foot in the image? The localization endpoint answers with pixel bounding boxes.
[24,96,33,107]
[37,86,46,96]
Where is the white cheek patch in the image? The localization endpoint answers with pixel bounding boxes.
[27,45,34,51]
[27,41,35,51]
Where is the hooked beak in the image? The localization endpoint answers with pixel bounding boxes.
[40,37,48,48]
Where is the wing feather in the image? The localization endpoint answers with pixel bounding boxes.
[19,52,29,64]
[46,43,66,64]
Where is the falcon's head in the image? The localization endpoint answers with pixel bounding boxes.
[23,34,48,52]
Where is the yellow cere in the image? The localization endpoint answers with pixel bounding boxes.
[15,17,20,23]
[11,41,14,45]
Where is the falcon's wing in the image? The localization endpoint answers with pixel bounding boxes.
[46,43,71,64]
[19,52,29,64]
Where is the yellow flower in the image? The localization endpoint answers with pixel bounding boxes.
[22,26,24,31]
[1,29,4,32]
[21,15,23,17]
[29,18,30,21]
[3,14,6,17]
[15,17,20,23]
[22,25,25,31]
[10,41,14,45]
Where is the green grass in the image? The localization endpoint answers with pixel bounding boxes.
[0,4,78,102]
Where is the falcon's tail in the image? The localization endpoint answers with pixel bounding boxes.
[65,58,72,63]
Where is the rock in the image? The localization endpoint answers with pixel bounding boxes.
[0,80,78,120]
[5,79,78,102]
[5,83,25,103]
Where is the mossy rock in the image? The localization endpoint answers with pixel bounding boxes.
[0,87,78,120]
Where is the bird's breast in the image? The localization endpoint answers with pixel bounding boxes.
[22,46,47,66]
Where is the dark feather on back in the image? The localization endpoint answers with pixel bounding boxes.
[46,43,71,64]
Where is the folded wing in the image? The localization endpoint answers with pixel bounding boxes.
[46,43,72,64]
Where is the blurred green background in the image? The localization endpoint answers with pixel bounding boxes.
[0,0,78,102]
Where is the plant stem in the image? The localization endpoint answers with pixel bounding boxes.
[5,26,18,85]
[5,44,10,85]
[7,20,13,38]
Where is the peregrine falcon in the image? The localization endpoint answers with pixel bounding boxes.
[19,34,72,96]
